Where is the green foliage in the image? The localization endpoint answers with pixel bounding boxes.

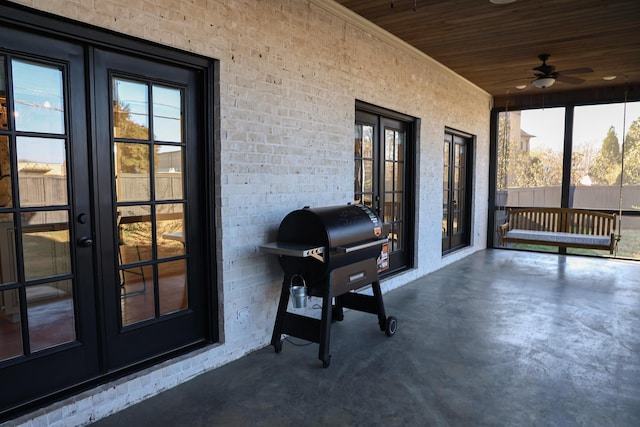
[589,126,621,185]
[622,118,640,184]
[498,113,640,189]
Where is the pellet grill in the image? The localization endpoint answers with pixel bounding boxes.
[261,204,397,368]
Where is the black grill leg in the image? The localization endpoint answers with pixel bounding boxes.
[371,280,387,332]
[318,285,332,368]
[271,275,291,351]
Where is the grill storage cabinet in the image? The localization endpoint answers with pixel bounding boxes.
[261,204,397,368]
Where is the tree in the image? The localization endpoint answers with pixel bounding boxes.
[622,117,640,184]
[589,126,621,185]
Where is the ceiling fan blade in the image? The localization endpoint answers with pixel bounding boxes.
[557,67,594,75]
[555,74,585,84]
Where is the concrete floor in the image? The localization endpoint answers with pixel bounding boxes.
[91,249,640,426]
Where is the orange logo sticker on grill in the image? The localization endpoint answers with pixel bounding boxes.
[374,226,381,237]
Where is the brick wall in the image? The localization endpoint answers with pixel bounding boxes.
[5,0,491,425]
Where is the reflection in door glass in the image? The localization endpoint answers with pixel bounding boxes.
[118,205,152,263]
[27,281,76,352]
[0,136,12,208]
[120,265,154,327]
[153,86,182,143]
[1,57,7,130]
[354,124,374,209]
[158,259,187,315]
[155,146,183,200]
[157,203,184,259]
[12,60,65,134]
[0,213,16,284]
[22,211,71,281]
[0,289,23,361]
[17,137,68,207]
[114,142,150,202]
[113,79,149,140]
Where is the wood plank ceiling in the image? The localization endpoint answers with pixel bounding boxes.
[334,0,640,99]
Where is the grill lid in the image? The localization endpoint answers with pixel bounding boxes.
[277,204,383,250]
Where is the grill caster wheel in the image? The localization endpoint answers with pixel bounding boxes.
[274,340,283,353]
[385,316,397,337]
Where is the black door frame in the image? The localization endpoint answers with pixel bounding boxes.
[93,48,209,368]
[355,100,417,275]
[442,128,474,254]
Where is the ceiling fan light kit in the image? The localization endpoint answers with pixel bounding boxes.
[532,77,555,89]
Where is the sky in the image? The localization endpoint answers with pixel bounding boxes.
[521,101,640,152]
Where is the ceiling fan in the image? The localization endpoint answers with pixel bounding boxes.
[530,54,593,89]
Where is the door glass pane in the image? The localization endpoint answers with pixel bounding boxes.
[385,160,394,191]
[115,142,150,202]
[0,56,7,130]
[354,124,374,206]
[113,79,149,140]
[395,161,403,191]
[442,212,448,237]
[153,85,182,143]
[362,125,373,157]
[157,203,185,259]
[0,289,23,361]
[385,129,395,160]
[17,137,68,207]
[12,60,65,134]
[0,213,17,284]
[362,160,373,193]
[22,211,71,281]
[394,195,403,223]
[0,136,12,207]
[159,259,187,315]
[27,280,75,352]
[156,146,183,200]
[118,205,152,263]
[120,265,154,326]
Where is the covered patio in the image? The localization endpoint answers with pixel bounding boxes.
[91,249,640,426]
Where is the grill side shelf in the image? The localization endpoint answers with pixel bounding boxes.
[260,242,325,262]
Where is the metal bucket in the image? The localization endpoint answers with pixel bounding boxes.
[289,274,308,309]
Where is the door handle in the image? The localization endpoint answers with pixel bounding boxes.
[78,237,93,247]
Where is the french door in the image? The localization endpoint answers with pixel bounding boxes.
[0,22,211,415]
[93,49,208,367]
[354,103,415,274]
[442,129,473,253]
[0,27,100,413]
